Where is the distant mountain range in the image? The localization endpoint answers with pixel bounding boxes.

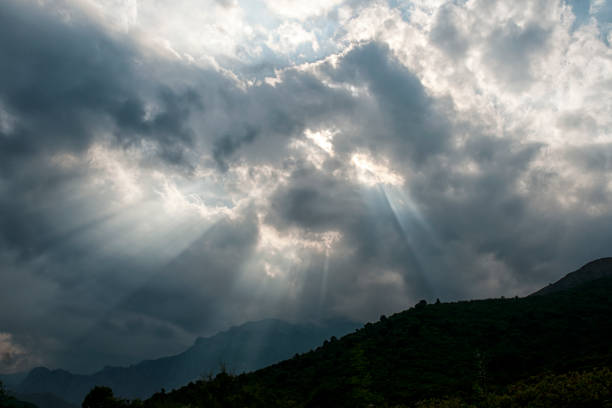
[12,319,360,406]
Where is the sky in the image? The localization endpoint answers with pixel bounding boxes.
[0,0,611,375]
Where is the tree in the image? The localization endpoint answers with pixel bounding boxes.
[82,386,119,408]
[415,299,428,309]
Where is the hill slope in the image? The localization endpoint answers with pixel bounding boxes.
[17,319,359,405]
[139,273,612,407]
[530,257,612,296]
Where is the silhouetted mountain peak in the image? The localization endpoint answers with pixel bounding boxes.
[28,367,50,375]
[531,257,612,296]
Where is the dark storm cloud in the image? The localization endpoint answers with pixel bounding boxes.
[0,0,201,171]
[320,42,452,166]
[266,165,432,305]
[31,214,262,372]
[113,87,201,165]
[267,165,367,231]
[411,136,550,272]
[0,0,361,372]
[121,215,260,333]
[0,0,210,372]
[210,69,357,170]
[259,38,609,307]
[0,0,213,291]
[0,20,546,371]
[258,45,451,300]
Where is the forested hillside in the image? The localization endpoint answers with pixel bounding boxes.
[85,274,612,407]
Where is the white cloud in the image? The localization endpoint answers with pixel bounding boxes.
[66,0,258,66]
[266,21,319,54]
[337,0,611,190]
[264,0,344,20]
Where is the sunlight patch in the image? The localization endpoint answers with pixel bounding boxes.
[304,128,336,155]
[88,144,144,205]
[351,153,405,186]
[155,175,234,220]
[290,129,337,169]
[256,223,342,278]
[258,224,342,255]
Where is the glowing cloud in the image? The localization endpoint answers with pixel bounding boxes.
[351,153,405,186]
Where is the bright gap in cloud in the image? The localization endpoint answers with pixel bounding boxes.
[351,153,405,186]
[256,223,342,277]
[304,128,336,155]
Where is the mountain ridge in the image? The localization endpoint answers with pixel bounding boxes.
[13,258,612,407]
[530,257,612,296]
[16,318,360,405]
[132,259,612,407]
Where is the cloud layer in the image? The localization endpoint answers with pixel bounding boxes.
[0,0,611,373]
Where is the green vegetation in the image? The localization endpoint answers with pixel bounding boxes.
[82,276,612,407]
[82,386,128,408]
[415,367,612,408]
